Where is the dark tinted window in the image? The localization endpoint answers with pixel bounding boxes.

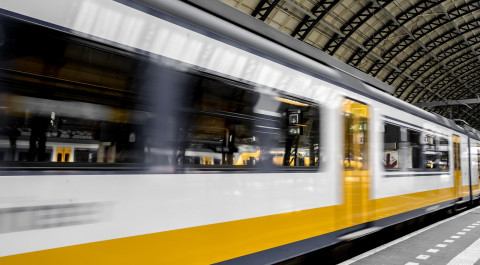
[0,16,320,171]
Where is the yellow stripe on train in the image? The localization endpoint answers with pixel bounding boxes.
[0,186,463,265]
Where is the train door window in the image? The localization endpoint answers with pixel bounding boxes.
[383,123,401,170]
[438,138,449,170]
[406,129,422,169]
[342,99,368,170]
[424,135,438,170]
[454,137,461,171]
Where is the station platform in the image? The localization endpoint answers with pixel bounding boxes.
[340,206,480,265]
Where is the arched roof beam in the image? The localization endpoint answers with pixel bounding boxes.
[385,2,480,83]
[251,0,281,21]
[347,0,443,66]
[370,1,480,77]
[290,0,340,40]
[395,36,480,101]
[350,1,478,102]
[416,76,480,107]
[443,70,480,100]
[391,77,475,123]
[401,51,480,103]
[454,78,480,100]
[389,72,449,104]
[434,59,480,99]
[385,17,480,80]
[412,70,480,103]
[376,17,480,80]
[425,52,480,100]
[322,0,393,54]
[412,39,480,99]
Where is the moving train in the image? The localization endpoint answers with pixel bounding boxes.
[0,1,479,264]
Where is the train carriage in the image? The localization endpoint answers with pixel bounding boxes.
[1,1,480,264]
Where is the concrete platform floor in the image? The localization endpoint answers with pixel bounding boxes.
[340,206,480,265]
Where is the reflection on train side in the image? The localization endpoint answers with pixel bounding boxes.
[0,21,321,170]
[0,202,112,233]
[0,73,319,169]
[0,88,320,169]
[382,122,450,171]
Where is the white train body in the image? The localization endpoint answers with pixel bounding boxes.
[0,1,479,264]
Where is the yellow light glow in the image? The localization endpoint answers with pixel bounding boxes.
[275,97,310,107]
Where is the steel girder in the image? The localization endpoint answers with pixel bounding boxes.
[251,0,281,21]
[347,0,443,66]
[374,2,480,81]
[393,27,480,101]
[322,0,393,55]
[385,3,480,102]
[372,20,480,80]
[290,0,340,40]
[401,46,480,103]
[402,41,480,101]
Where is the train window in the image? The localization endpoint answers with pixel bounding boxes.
[0,16,320,172]
[342,99,368,170]
[0,18,170,169]
[176,78,260,167]
[269,97,320,168]
[453,139,461,171]
[424,135,438,170]
[438,138,449,170]
[406,129,421,169]
[383,123,401,170]
[176,76,320,170]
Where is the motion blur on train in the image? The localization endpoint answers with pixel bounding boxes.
[1,1,480,265]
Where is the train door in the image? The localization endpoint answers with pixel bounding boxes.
[55,147,72,162]
[339,98,370,228]
[453,135,461,198]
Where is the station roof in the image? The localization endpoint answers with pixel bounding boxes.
[205,0,480,129]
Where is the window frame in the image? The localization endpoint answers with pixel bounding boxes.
[381,118,450,174]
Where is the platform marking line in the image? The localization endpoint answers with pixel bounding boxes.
[463,229,471,231]
[427,248,439,253]
[467,226,475,228]
[457,232,466,235]
[405,262,419,265]
[337,206,480,265]
[446,236,480,265]
[451,236,461,239]
[416,254,430,260]
[436,244,447,248]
